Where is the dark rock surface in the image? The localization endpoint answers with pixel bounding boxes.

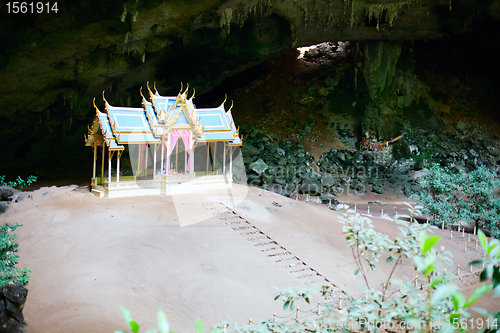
[0,282,28,333]
[0,0,499,176]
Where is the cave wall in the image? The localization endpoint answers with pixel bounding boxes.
[0,0,499,175]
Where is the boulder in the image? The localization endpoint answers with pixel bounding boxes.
[372,185,385,194]
[249,159,268,175]
[0,282,28,333]
[241,141,260,156]
[0,187,15,201]
[0,202,8,214]
[320,173,337,187]
[300,177,322,196]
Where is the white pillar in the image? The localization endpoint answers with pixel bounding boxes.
[108,153,112,184]
[137,144,141,176]
[166,132,171,175]
[117,151,121,183]
[145,144,148,178]
[161,139,165,175]
[223,142,226,175]
[206,142,210,175]
[189,132,194,175]
[101,142,105,185]
[229,146,233,176]
[153,144,157,180]
[93,141,97,179]
[213,142,217,175]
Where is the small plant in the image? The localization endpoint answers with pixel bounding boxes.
[0,175,38,189]
[116,305,209,333]
[0,223,30,286]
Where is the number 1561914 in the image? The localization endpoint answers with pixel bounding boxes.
[6,2,58,14]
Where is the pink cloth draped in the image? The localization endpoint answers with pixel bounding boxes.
[164,130,191,173]
[179,130,191,172]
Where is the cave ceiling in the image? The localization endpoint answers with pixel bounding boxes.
[0,0,499,173]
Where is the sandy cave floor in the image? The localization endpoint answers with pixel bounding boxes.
[0,184,498,332]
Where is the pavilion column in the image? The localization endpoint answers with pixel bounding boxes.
[206,142,210,176]
[189,132,194,175]
[223,142,226,175]
[153,144,157,180]
[137,144,141,176]
[213,142,217,175]
[145,144,148,178]
[101,142,105,185]
[108,152,112,184]
[166,132,171,175]
[92,141,97,179]
[116,151,122,183]
[229,147,233,176]
[161,138,165,175]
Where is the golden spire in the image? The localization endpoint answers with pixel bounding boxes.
[102,92,110,115]
[146,81,153,100]
[219,94,227,108]
[154,81,159,95]
[93,98,99,115]
[102,91,108,106]
[139,86,145,100]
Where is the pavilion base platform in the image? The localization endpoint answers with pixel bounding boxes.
[90,174,233,198]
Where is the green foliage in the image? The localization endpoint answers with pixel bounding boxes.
[413,165,500,237]
[214,205,499,332]
[0,175,38,189]
[0,223,30,286]
[116,305,215,333]
[117,205,500,333]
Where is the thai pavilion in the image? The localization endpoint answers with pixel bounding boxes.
[84,83,242,198]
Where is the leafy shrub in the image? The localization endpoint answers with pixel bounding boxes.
[0,175,37,189]
[0,223,30,286]
[413,165,500,237]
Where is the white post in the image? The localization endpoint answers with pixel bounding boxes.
[206,142,210,176]
[117,151,120,183]
[229,147,233,176]
[145,144,148,178]
[161,138,165,175]
[108,153,112,184]
[223,142,226,175]
[213,142,217,174]
[153,144,157,180]
[189,132,194,175]
[101,142,105,185]
[93,141,97,179]
[166,132,171,175]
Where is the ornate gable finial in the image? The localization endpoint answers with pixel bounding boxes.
[102,91,108,106]
[154,81,159,96]
[227,100,234,114]
[102,92,110,114]
[178,82,183,95]
[146,81,154,100]
[93,98,99,115]
[140,86,146,101]
[190,88,196,100]
[183,83,189,97]
[219,94,227,109]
